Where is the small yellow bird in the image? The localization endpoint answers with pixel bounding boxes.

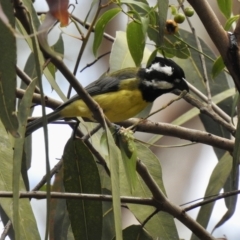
[26,57,188,135]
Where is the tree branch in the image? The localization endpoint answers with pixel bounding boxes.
[120,119,234,152]
[136,160,216,240]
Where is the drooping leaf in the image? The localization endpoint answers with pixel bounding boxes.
[109,31,151,72]
[157,0,169,46]
[127,21,145,66]
[46,0,69,26]
[49,167,71,240]
[0,1,18,137]
[0,118,40,240]
[211,119,240,230]
[16,2,67,102]
[190,152,232,240]
[217,0,232,19]
[63,138,102,240]
[93,8,121,56]
[13,78,37,238]
[119,142,178,239]
[105,127,123,240]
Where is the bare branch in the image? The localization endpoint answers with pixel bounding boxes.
[120,118,234,152]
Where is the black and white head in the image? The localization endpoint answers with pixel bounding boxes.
[138,56,189,102]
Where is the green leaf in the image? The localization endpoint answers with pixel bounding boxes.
[109,31,151,72]
[16,3,67,102]
[0,118,40,240]
[224,15,239,30]
[217,0,232,19]
[120,0,151,13]
[114,225,153,240]
[51,33,64,55]
[49,167,71,240]
[105,127,123,240]
[127,21,145,66]
[13,78,37,239]
[211,118,240,229]
[63,138,102,240]
[157,0,169,46]
[211,56,225,79]
[93,8,121,56]
[0,1,18,137]
[119,142,178,239]
[173,29,233,160]
[190,152,232,240]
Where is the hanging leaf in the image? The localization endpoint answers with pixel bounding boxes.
[190,152,232,240]
[0,1,18,137]
[63,138,102,240]
[157,0,169,46]
[127,21,145,66]
[119,142,178,239]
[93,8,121,56]
[217,0,232,19]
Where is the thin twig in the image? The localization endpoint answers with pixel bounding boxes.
[183,189,240,212]
[0,191,153,205]
[80,51,111,72]
[16,66,41,93]
[187,82,233,126]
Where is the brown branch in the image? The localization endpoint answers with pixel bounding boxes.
[16,66,41,94]
[0,191,153,205]
[174,91,236,135]
[120,119,234,152]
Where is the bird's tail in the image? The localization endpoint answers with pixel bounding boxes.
[25,109,62,136]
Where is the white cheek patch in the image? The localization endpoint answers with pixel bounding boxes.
[146,62,173,76]
[143,80,174,89]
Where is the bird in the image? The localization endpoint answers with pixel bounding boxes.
[26,56,189,136]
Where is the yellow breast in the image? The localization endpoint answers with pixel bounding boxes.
[60,89,149,122]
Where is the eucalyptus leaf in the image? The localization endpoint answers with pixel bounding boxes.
[127,21,145,66]
[93,8,121,56]
[217,0,232,19]
[190,152,232,240]
[119,142,178,239]
[63,139,102,240]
